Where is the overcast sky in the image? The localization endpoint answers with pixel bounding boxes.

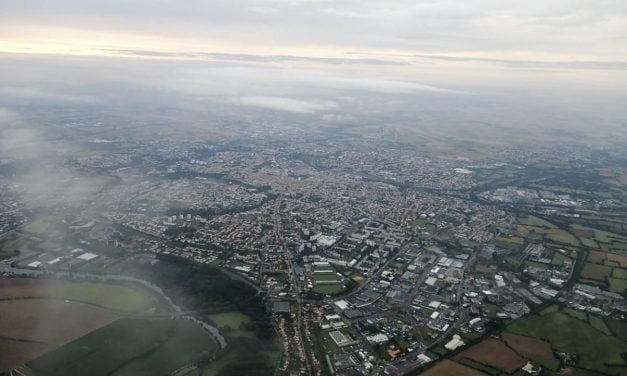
[1,0,626,127]
[2,1,626,62]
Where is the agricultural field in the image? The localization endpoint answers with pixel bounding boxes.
[517,215,557,228]
[27,318,217,376]
[494,236,525,251]
[0,299,121,345]
[0,278,169,313]
[502,332,559,370]
[587,250,608,264]
[420,360,487,376]
[453,338,526,374]
[580,262,612,281]
[0,277,175,372]
[507,306,627,375]
[570,224,627,253]
[608,278,627,294]
[0,339,53,373]
[607,252,627,267]
[581,251,627,292]
[515,215,580,247]
[545,229,579,246]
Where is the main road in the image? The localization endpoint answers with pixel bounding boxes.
[273,196,313,376]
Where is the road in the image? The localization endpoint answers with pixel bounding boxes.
[273,196,313,376]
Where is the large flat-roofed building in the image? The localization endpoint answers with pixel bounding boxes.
[273,301,291,314]
[329,330,351,347]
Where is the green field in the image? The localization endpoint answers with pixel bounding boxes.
[312,264,334,272]
[411,218,434,229]
[312,284,345,295]
[562,307,587,321]
[507,310,627,375]
[28,318,217,376]
[0,232,27,259]
[581,262,612,282]
[46,280,164,313]
[545,230,580,246]
[589,315,612,336]
[551,251,571,266]
[207,311,251,329]
[612,268,627,279]
[518,215,556,228]
[314,273,339,282]
[22,218,56,235]
[608,278,627,294]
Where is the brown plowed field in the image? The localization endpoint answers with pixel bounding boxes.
[0,299,120,344]
[454,338,526,373]
[502,332,559,370]
[420,360,487,376]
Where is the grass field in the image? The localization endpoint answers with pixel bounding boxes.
[453,338,526,373]
[551,251,571,266]
[312,284,345,295]
[507,310,627,375]
[517,215,556,228]
[608,277,627,293]
[0,278,167,313]
[22,218,56,235]
[589,315,612,336]
[494,236,525,251]
[412,218,434,229]
[0,339,53,372]
[112,320,217,376]
[0,232,28,259]
[420,360,487,376]
[313,273,339,282]
[502,332,559,370]
[207,311,251,329]
[562,307,587,321]
[606,318,627,342]
[612,268,627,279]
[545,229,579,246]
[580,262,612,281]
[28,318,216,376]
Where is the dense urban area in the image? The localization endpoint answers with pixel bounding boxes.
[0,105,626,376]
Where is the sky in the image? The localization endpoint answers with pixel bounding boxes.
[1,0,626,134]
[1,1,626,70]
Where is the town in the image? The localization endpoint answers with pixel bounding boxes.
[1,113,626,376]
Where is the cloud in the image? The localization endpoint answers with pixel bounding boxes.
[100,49,405,66]
[199,67,466,95]
[0,109,104,210]
[0,108,20,127]
[0,86,99,103]
[413,54,627,71]
[228,96,337,113]
[2,0,626,63]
